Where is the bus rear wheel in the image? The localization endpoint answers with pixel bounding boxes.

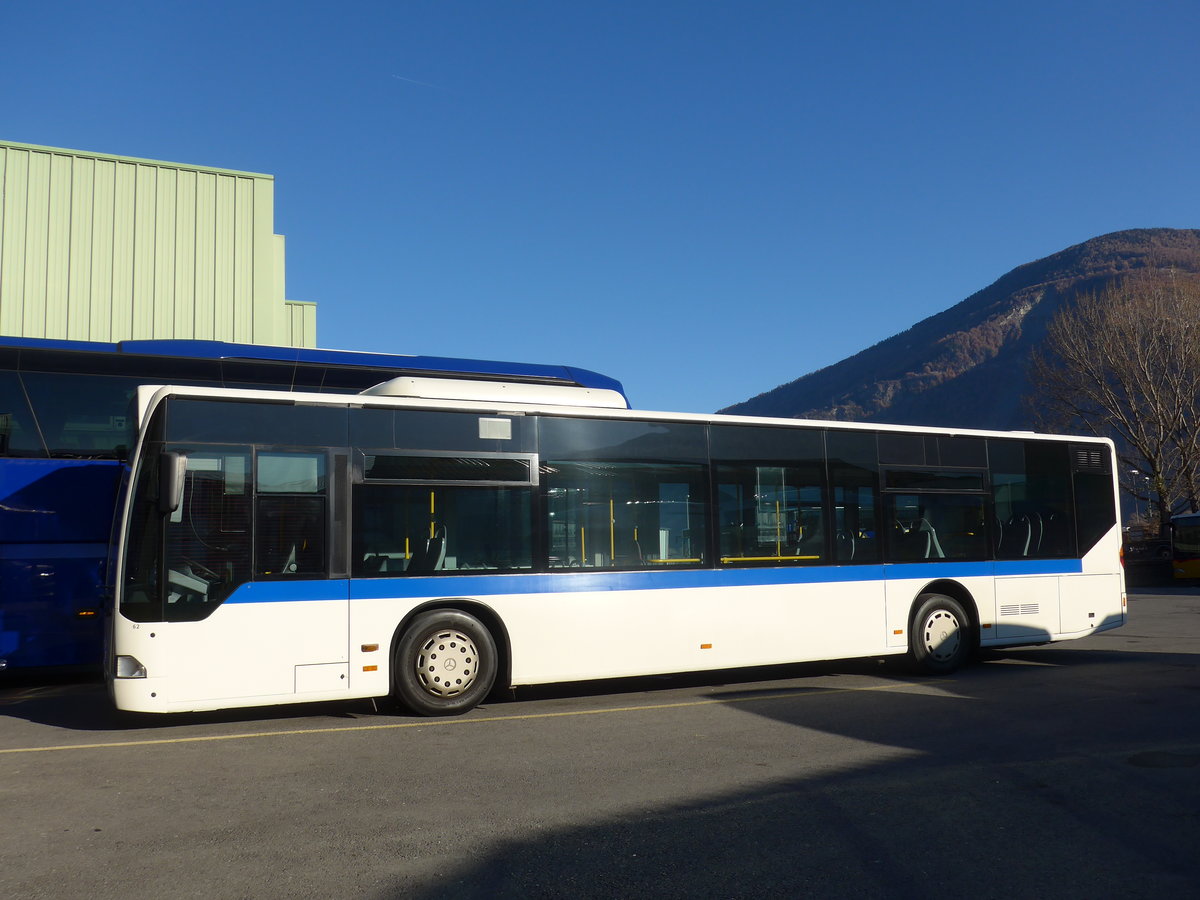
[910,593,972,674]
[393,610,498,716]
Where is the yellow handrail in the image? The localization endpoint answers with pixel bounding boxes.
[721,555,821,563]
[609,498,615,561]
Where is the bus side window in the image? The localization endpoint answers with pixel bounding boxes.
[255,453,327,577]
[0,371,42,456]
[884,493,986,561]
[351,483,533,575]
[827,431,880,564]
[834,485,878,563]
[989,439,1073,559]
[543,461,707,569]
[716,464,826,566]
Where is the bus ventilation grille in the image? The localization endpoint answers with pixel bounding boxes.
[1000,603,1040,617]
[1072,448,1106,472]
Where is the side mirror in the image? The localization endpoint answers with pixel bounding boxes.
[159,452,187,514]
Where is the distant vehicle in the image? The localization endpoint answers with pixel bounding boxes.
[107,379,1126,715]
[1170,513,1200,578]
[1123,537,1171,563]
[0,335,623,672]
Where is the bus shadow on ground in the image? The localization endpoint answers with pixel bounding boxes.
[399,646,1200,900]
[0,678,384,732]
[0,641,1188,734]
[506,655,910,704]
[1,657,904,733]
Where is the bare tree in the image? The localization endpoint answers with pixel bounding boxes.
[1028,271,1200,530]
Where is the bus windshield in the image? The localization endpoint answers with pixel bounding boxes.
[1,371,141,458]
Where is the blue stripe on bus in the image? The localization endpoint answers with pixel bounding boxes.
[223,558,1086,604]
[224,580,352,603]
[993,559,1084,576]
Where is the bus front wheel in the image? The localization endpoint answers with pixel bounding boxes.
[393,610,498,716]
[910,593,972,674]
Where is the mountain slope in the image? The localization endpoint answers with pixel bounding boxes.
[720,228,1200,430]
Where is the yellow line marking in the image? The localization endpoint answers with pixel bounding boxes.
[0,680,941,755]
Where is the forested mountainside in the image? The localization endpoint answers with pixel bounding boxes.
[720,228,1200,431]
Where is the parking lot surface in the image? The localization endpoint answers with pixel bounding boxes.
[2,589,1199,899]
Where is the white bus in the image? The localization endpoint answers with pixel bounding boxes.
[108,377,1126,715]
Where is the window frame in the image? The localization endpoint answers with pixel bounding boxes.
[356,448,539,487]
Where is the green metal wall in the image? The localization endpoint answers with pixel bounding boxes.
[0,140,316,347]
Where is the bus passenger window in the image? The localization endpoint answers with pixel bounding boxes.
[539,417,709,570]
[543,461,707,569]
[834,485,878,563]
[886,493,986,561]
[716,465,825,566]
[352,483,533,576]
[827,430,880,564]
[989,439,1073,559]
[256,495,326,576]
[255,453,327,578]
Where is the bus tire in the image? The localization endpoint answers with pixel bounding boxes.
[393,610,498,716]
[910,593,972,674]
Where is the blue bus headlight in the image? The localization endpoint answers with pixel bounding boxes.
[115,655,147,678]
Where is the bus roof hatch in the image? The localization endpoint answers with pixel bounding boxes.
[360,376,629,409]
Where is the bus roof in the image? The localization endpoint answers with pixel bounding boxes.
[132,381,1118,448]
[0,335,626,399]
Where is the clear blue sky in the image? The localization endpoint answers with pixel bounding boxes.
[4,1,1198,412]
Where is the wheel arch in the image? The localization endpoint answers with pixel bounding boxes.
[390,598,513,694]
[911,579,980,646]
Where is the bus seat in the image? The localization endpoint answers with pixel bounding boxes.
[1000,514,1032,557]
[614,538,643,567]
[916,518,945,559]
[409,527,447,573]
[836,531,856,560]
[429,526,447,571]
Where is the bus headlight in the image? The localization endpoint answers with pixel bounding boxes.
[115,655,147,678]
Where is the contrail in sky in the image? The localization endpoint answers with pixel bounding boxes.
[391,74,445,90]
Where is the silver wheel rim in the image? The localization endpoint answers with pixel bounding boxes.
[414,628,479,698]
[922,608,961,663]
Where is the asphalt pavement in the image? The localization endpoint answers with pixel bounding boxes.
[1,588,1198,899]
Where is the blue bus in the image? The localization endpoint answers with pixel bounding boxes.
[0,336,624,672]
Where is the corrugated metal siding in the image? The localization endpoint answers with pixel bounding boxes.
[0,140,314,347]
[285,301,318,348]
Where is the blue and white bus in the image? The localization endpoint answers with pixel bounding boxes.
[0,336,623,672]
[107,376,1126,715]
